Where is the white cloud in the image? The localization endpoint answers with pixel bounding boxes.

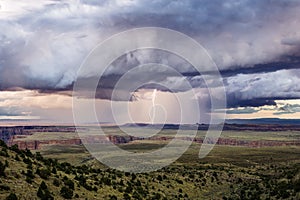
[225,69,300,100]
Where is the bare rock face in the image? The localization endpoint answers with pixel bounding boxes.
[0,127,30,143]
[0,126,76,149]
[10,139,82,150]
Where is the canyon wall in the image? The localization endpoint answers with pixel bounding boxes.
[2,125,300,150]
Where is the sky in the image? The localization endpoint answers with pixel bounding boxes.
[0,0,300,124]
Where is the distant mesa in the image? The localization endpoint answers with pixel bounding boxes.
[0,120,300,150]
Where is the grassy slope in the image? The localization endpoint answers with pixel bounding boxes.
[1,129,300,199]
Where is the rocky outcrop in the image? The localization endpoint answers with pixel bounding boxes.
[0,127,30,143]
[10,139,82,150]
[0,126,76,144]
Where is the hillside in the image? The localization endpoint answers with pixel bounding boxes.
[1,139,300,199]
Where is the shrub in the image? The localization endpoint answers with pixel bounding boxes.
[176,179,183,184]
[132,191,142,200]
[51,167,57,174]
[110,195,118,200]
[53,179,60,187]
[37,168,51,180]
[64,179,75,190]
[15,155,20,161]
[0,149,9,157]
[37,187,44,198]
[60,186,73,199]
[10,144,21,154]
[25,170,34,179]
[157,175,163,181]
[6,193,18,200]
[24,149,33,157]
[294,179,300,192]
[0,184,10,191]
[0,140,7,148]
[40,181,47,190]
[123,193,131,200]
[25,177,33,184]
[35,152,43,161]
[37,181,53,200]
[0,161,6,177]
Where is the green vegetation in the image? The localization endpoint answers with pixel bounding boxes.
[1,129,300,199]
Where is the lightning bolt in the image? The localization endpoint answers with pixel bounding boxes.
[151,89,157,124]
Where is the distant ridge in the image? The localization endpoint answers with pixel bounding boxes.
[226,118,300,125]
[122,120,300,131]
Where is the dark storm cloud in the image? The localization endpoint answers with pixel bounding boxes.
[226,98,276,108]
[1,0,300,108]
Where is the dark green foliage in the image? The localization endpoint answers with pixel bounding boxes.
[110,194,118,200]
[64,179,75,190]
[101,177,111,185]
[23,157,32,165]
[37,168,51,179]
[60,186,73,199]
[152,192,162,200]
[35,152,43,161]
[0,140,8,148]
[37,181,53,200]
[5,160,9,167]
[157,175,163,181]
[9,144,21,154]
[125,172,130,177]
[0,184,10,191]
[53,178,60,187]
[14,155,20,161]
[294,179,300,192]
[6,193,18,200]
[0,148,9,157]
[25,169,35,183]
[92,186,97,192]
[131,174,136,181]
[188,174,194,179]
[25,169,34,179]
[51,167,57,174]
[132,191,142,200]
[175,179,183,184]
[83,183,94,191]
[37,187,44,198]
[75,174,86,186]
[40,181,47,190]
[123,193,131,200]
[125,185,133,193]
[24,149,33,157]
[0,160,6,176]
[25,177,33,184]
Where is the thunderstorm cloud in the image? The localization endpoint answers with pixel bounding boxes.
[1,0,300,111]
